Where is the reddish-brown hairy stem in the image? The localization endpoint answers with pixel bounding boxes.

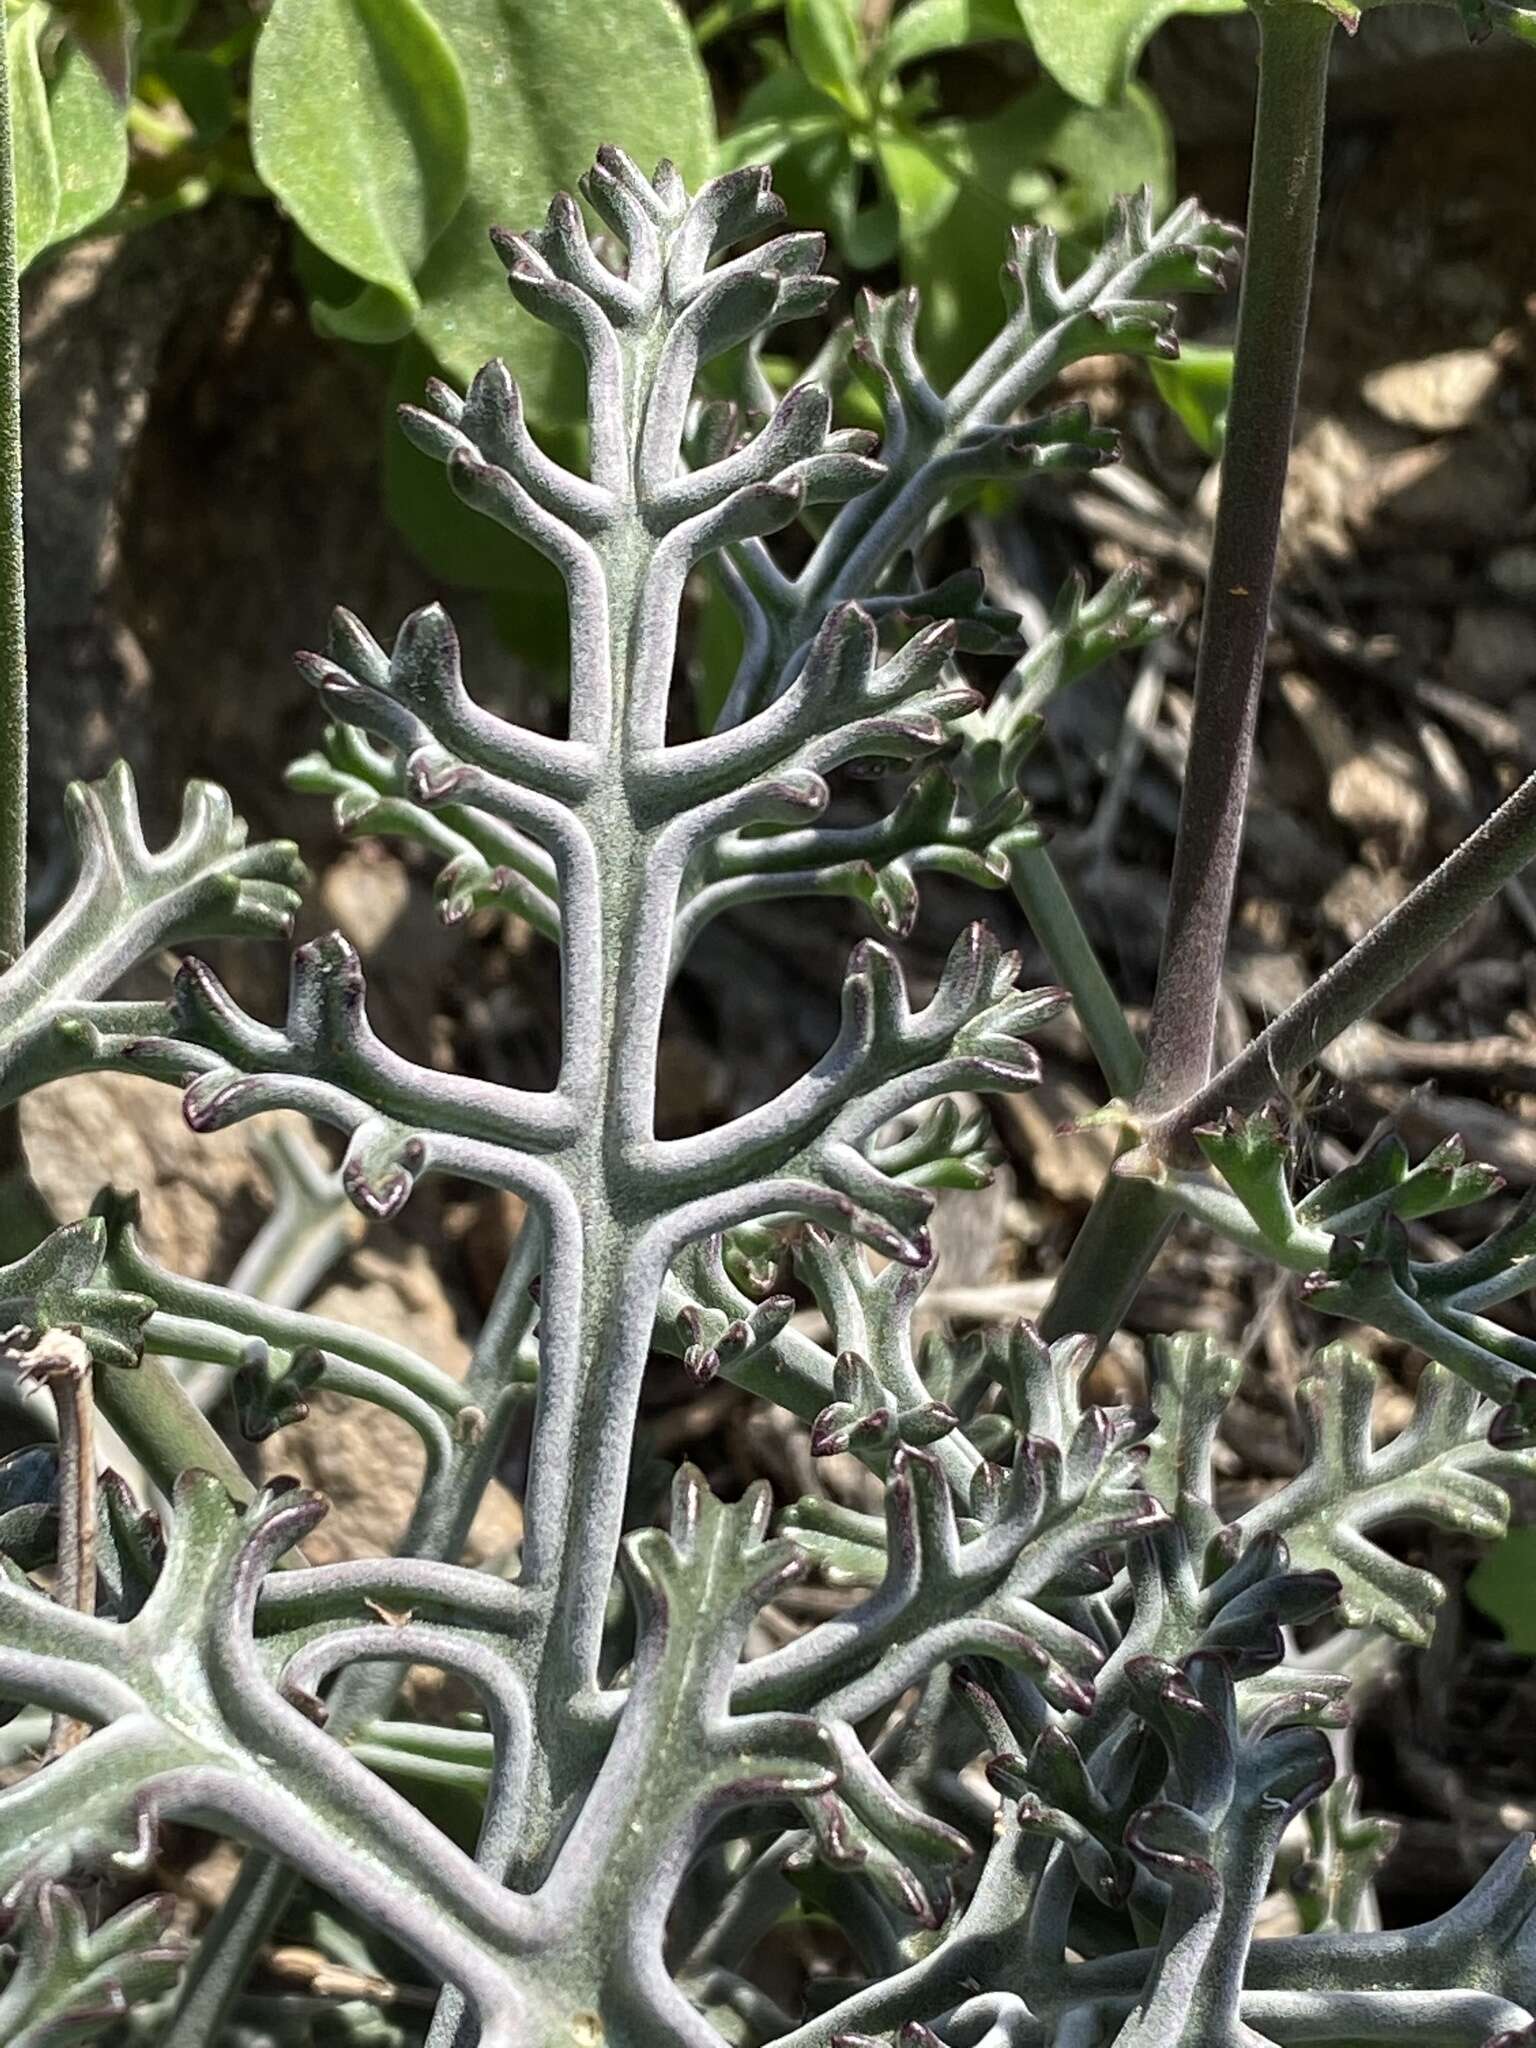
[1044,3,1334,1346]
[1137,3,1334,1119]
[1151,766,1536,1155]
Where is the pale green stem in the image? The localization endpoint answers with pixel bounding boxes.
[1007,840,1143,1101]
[93,1351,255,1507]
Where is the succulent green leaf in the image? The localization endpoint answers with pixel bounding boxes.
[1248,1129,1502,1251]
[288,721,560,942]
[46,0,133,103]
[8,8,60,271]
[956,565,1165,809]
[876,0,1027,74]
[1150,340,1234,455]
[408,0,714,407]
[1142,1332,1243,1555]
[1016,0,1245,108]
[1194,1111,1296,1249]
[0,1218,153,1370]
[251,0,472,345]
[1488,0,1536,40]
[723,25,1174,373]
[894,81,1174,375]
[46,37,127,241]
[1301,1217,1536,1408]
[785,0,868,116]
[92,1185,478,1443]
[1291,1775,1400,1935]
[685,761,1023,955]
[770,1401,1163,1721]
[14,140,1530,2048]
[0,1452,163,1617]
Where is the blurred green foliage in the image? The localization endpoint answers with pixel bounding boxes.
[1469,1526,1536,1653]
[716,0,1177,381]
[1150,339,1233,454]
[3,0,1240,656]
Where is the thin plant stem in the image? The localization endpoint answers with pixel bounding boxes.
[31,1334,95,1757]
[165,1856,301,2045]
[0,16,22,979]
[1040,4,1334,1345]
[1039,1169,1172,1347]
[0,16,30,1220]
[1050,756,1536,1347]
[47,1351,94,1621]
[1150,764,1536,1154]
[93,1350,256,1507]
[967,815,1158,1346]
[1007,841,1144,1101]
[1138,3,1334,1118]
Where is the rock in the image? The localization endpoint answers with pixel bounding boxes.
[926,1133,1016,1289]
[1278,672,1427,857]
[1361,347,1501,433]
[1368,431,1529,544]
[1328,744,1427,853]
[318,845,412,957]
[175,1839,243,1925]
[1491,545,1536,604]
[317,848,461,1069]
[1448,605,1536,704]
[1320,866,1406,946]
[457,1188,531,1316]
[1372,1375,1417,1443]
[22,1072,520,1565]
[1283,415,1386,564]
[256,1236,522,1568]
[20,1070,276,1278]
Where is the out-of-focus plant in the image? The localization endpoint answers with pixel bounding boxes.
[711,0,1184,378]
[1469,1526,1536,1652]
[3,0,717,660]
[0,0,1229,631]
[1149,337,1233,453]
[4,0,131,267]
[5,0,715,414]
